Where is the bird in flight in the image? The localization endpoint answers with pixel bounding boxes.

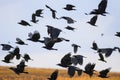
[63,4,76,11]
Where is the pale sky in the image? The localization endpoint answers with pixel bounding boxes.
[0,0,120,72]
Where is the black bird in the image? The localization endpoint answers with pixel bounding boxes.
[115,32,120,37]
[97,47,117,57]
[18,20,31,26]
[87,15,98,26]
[85,0,108,16]
[97,0,108,15]
[9,60,28,75]
[57,52,72,68]
[91,41,99,50]
[35,9,43,17]
[16,38,28,45]
[71,55,86,65]
[0,44,13,51]
[45,5,58,19]
[65,26,75,31]
[31,13,39,23]
[84,63,96,77]
[98,67,111,78]
[2,53,15,63]
[63,4,76,11]
[9,46,21,60]
[48,70,58,80]
[59,16,76,24]
[23,53,33,62]
[46,25,62,39]
[27,30,41,42]
[67,66,83,77]
[42,37,57,50]
[98,53,107,63]
[67,66,76,77]
[72,44,81,53]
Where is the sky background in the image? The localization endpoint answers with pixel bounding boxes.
[0,0,120,72]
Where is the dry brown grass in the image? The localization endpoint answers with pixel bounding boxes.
[0,66,120,80]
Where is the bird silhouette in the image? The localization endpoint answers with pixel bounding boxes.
[91,41,99,51]
[2,53,15,63]
[9,60,28,75]
[85,0,108,16]
[65,26,75,31]
[45,5,58,19]
[22,53,33,62]
[59,16,76,24]
[87,15,98,26]
[97,47,118,57]
[98,53,107,63]
[0,44,13,51]
[16,38,28,45]
[71,55,86,65]
[31,13,39,23]
[63,4,76,11]
[35,9,44,17]
[57,52,72,68]
[72,44,81,53]
[115,32,120,37]
[48,70,58,80]
[18,20,31,26]
[67,66,82,77]
[9,46,21,60]
[42,37,57,50]
[84,63,96,77]
[67,66,76,77]
[27,30,41,42]
[98,67,111,78]
[46,25,62,40]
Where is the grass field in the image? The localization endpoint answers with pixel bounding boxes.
[0,66,120,80]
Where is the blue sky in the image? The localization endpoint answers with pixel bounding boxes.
[0,0,120,72]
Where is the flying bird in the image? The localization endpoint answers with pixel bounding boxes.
[31,13,39,23]
[98,67,111,78]
[46,25,62,39]
[98,53,107,63]
[2,53,15,63]
[35,9,44,17]
[71,55,86,65]
[97,47,118,57]
[57,52,72,68]
[0,44,13,51]
[16,38,28,45]
[9,60,28,75]
[87,15,98,26]
[48,70,58,80]
[18,20,31,26]
[72,44,81,53]
[63,4,76,11]
[91,41,99,50]
[59,16,76,24]
[42,37,57,50]
[65,26,75,31]
[45,5,58,19]
[27,30,41,42]
[22,53,33,62]
[115,32,120,37]
[84,63,96,77]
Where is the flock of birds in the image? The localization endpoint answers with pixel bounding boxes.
[0,0,120,80]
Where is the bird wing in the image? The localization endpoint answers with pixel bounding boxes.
[98,0,107,12]
[90,15,98,25]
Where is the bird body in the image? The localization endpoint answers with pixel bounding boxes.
[0,44,13,51]
[18,20,31,26]
[63,4,76,11]
[48,70,58,80]
[87,15,98,26]
[72,44,81,53]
